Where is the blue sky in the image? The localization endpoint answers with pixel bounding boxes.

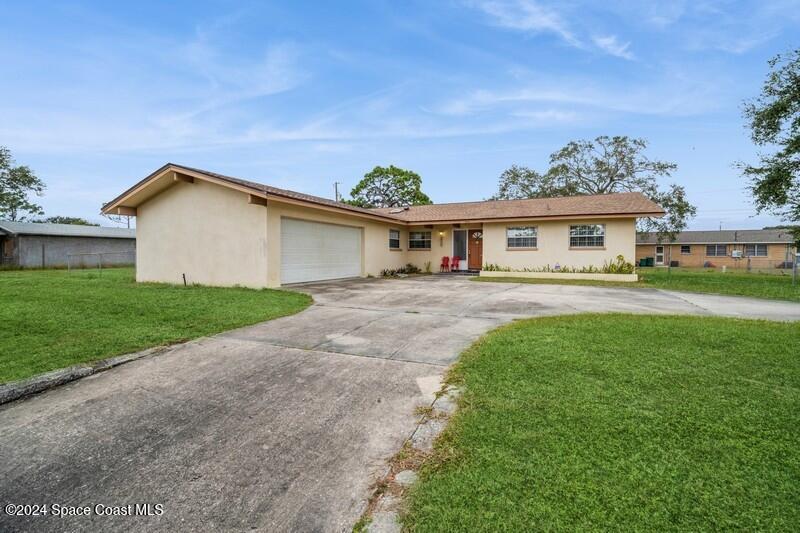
[1,1,798,228]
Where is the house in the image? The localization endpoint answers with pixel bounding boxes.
[0,221,135,268]
[635,229,797,269]
[101,163,664,287]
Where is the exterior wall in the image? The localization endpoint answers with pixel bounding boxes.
[136,179,269,288]
[403,224,466,272]
[482,218,636,270]
[265,201,408,287]
[636,243,795,269]
[15,235,135,268]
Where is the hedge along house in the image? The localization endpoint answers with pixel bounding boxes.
[101,163,664,288]
[0,221,135,268]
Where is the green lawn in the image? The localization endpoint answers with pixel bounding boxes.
[474,267,800,302]
[0,268,311,384]
[405,314,800,531]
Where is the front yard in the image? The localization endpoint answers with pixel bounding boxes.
[0,268,311,384]
[404,314,800,531]
[475,267,800,302]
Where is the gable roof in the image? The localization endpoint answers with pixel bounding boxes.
[372,192,664,223]
[0,221,135,239]
[102,163,665,225]
[102,163,401,223]
[636,229,796,245]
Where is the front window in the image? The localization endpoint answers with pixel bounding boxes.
[389,229,400,250]
[409,231,431,250]
[569,224,605,248]
[507,226,537,248]
[745,244,767,257]
[706,244,727,256]
[680,245,691,254]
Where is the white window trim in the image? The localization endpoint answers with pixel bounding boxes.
[389,229,401,250]
[409,230,432,250]
[506,226,538,249]
[569,224,606,248]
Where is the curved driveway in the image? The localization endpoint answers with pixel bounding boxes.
[1,276,798,532]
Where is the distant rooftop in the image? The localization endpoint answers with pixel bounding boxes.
[0,221,135,239]
[637,229,795,245]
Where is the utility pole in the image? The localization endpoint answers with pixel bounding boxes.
[334,181,341,202]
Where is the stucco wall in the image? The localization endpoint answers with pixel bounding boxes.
[265,201,408,286]
[16,235,135,268]
[482,218,637,270]
[136,179,269,287]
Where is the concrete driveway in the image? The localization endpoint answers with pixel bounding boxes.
[2,276,799,532]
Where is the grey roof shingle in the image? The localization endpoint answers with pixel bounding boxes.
[0,221,135,239]
[636,229,795,245]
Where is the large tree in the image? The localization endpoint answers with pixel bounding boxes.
[739,49,800,230]
[0,146,45,221]
[346,165,432,208]
[492,136,696,240]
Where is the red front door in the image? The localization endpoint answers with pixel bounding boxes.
[468,229,483,270]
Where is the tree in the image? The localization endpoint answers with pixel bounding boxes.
[490,165,577,200]
[346,165,432,208]
[492,136,696,241]
[32,216,99,226]
[0,146,45,221]
[739,49,800,232]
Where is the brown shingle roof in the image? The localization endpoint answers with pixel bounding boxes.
[371,192,664,223]
[103,164,665,224]
[163,164,402,221]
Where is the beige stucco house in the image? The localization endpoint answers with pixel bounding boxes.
[102,163,664,288]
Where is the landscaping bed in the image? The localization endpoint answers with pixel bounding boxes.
[404,314,800,531]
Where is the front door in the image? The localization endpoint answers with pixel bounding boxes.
[655,245,665,266]
[468,229,483,270]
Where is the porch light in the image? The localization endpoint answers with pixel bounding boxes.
[439,230,445,247]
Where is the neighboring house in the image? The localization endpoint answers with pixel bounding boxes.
[636,230,797,269]
[0,221,136,268]
[101,163,664,288]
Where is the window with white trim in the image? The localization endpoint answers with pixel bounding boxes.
[569,224,605,247]
[706,244,727,256]
[745,244,767,257]
[409,231,431,249]
[506,226,537,248]
[389,229,400,250]
[680,245,691,254]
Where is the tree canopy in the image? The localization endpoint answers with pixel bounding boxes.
[346,165,432,208]
[32,216,99,226]
[740,48,800,229]
[492,136,696,240]
[0,146,45,221]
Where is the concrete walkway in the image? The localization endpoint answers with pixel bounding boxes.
[1,276,798,532]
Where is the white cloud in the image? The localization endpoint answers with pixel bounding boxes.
[592,35,635,60]
[470,0,581,47]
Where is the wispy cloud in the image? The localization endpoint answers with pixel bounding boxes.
[470,0,581,47]
[592,35,634,60]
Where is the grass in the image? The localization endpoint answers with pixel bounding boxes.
[404,314,800,531]
[474,267,800,302]
[0,268,311,384]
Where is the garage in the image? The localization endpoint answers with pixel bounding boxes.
[280,218,362,284]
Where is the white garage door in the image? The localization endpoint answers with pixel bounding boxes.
[280,218,362,284]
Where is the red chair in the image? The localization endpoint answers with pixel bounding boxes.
[440,256,450,272]
[451,256,461,271]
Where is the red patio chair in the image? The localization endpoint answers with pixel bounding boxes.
[450,256,461,271]
[440,256,450,272]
